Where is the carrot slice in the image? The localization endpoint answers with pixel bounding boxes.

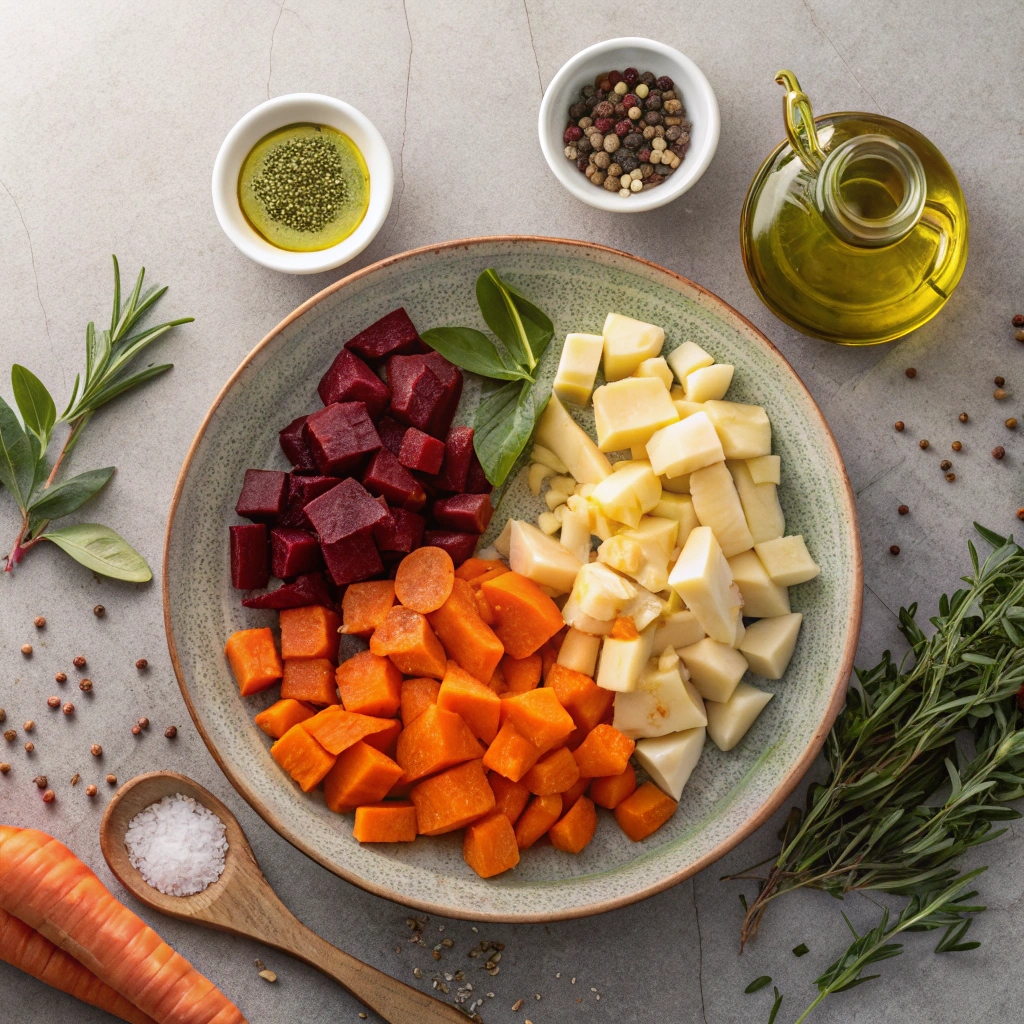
[370,606,448,679]
[394,546,455,613]
[479,572,564,658]
[454,557,508,582]
[224,627,282,695]
[271,724,337,791]
[254,698,315,739]
[513,794,562,849]
[500,652,542,695]
[487,772,531,825]
[615,781,678,841]
[549,796,597,854]
[303,706,396,755]
[589,764,637,810]
[463,811,520,878]
[352,802,418,843]
[410,759,496,835]
[546,663,615,733]
[401,676,441,727]
[436,661,501,744]
[323,741,404,813]
[341,581,396,636]
[559,774,591,811]
[279,605,341,660]
[501,688,575,749]
[428,578,505,683]
[482,719,542,782]
[281,657,339,705]
[335,650,402,716]
[522,746,580,796]
[394,704,484,782]
[572,724,636,777]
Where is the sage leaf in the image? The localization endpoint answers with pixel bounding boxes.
[420,327,532,382]
[473,380,548,487]
[745,976,772,993]
[29,467,115,521]
[43,523,152,582]
[766,987,783,1024]
[11,365,56,446]
[475,269,553,372]
[0,394,35,508]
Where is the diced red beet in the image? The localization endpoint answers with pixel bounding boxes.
[374,508,426,553]
[345,307,428,362]
[322,527,384,585]
[423,530,479,567]
[235,469,288,523]
[434,426,475,492]
[386,353,464,438]
[230,523,270,589]
[465,451,493,494]
[317,348,391,419]
[242,571,334,609]
[278,416,319,473]
[377,415,407,457]
[304,401,382,476]
[432,493,493,534]
[278,474,341,529]
[270,528,324,579]
[422,351,463,437]
[363,448,426,511]
[398,427,445,474]
[305,477,390,544]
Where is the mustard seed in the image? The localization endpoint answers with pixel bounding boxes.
[79,679,93,693]
[995,376,1006,387]
[135,658,148,670]
[165,725,178,739]
[905,367,917,378]
[62,703,74,716]
[946,472,957,482]
[34,775,47,788]
[91,744,102,757]
[24,742,34,753]
[138,717,149,730]
[20,644,32,656]
[131,725,141,736]
[952,441,963,451]
[0,764,9,774]
[86,784,97,797]
[993,446,1006,459]
[33,616,45,628]
[3,730,15,742]
[890,545,900,555]
[106,774,117,785]
[894,421,905,431]
[919,439,929,449]
[1016,330,1024,342]
[959,412,969,423]
[898,505,909,515]
[995,389,1008,400]
[47,696,60,709]
[42,790,54,803]
[73,656,86,668]
[23,720,34,732]
[55,672,67,683]
[1007,418,1018,429]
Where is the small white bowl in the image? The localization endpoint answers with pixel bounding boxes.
[212,94,393,274]
[538,38,720,213]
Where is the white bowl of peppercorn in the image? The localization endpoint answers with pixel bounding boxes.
[538,38,720,212]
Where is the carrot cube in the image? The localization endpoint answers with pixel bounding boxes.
[410,759,496,835]
[501,688,575,749]
[280,658,339,705]
[279,605,341,661]
[572,724,635,777]
[303,706,396,755]
[370,606,447,679]
[522,746,581,796]
[474,588,496,624]
[589,764,637,810]
[401,677,441,727]
[560,774,591,810]
[335,650,402,716]
[479,572,564,659]
[482,720,542,782]
[514,793,562,849]
[546,663,614,733]
[225,627,283,696]
[463,811,520,878]
[486,665,507,695]
[341,581,396,636]
[323,741,404,812]
[353,801,418,843]
[437,661,501,744]
[254,698,315,739]
[615,781,678,841]
[395,704,484,782]
[540,641,559,682]
[501,652,541,695]
[362,718,402,756]
[549,796,598,854]
[427,578,504,683]
[487,772,530,825]
[271,724,337,792]
[455,557,508,582]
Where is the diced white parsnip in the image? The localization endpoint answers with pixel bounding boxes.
[670,398,705,420]
[535,395,612,484]
[747,454,781,485]
[654,610,706,651]
[658,645,680,671]
[678,637,749,703]
[653,493,700,548]
[727,550,791,618]
[689,461,755,558]
[630,444,648,460]
[703,401,772,459]
[613,662,707,738]
[509,520,582,594]
[634,727,706,800]
[537,511,561,535]
[553,332,605,405]
[545,489,569,511]
[557,627,602,676]
[559,505,592,564]
[528,462,553,496]
[754,535,821,586]
[530,444,569,474]
[592,461,662,527]
[623,584,667,631]
[617,515,678,592]
[634,356,674,390]
[562,593,615,635]
[598,534,643,574]
[475,545,501,562]
[684,364,734,403]
[602,313,665,380]
[739,613,802,679]
[668,527,743,645]
[666,340,714,385]
[593,377,679,452]
[595,625,656,692]
[728,460,785,543]
[570,561,637,620]
[550,475,576,493]
[660,473,691,494]
[646,411,725,479]
[493,519,513,557]
[552,504,566,522]
[705,682,773,751]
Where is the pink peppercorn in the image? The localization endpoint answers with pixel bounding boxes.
[594,116,614,134]
[623,67,639,87]
[656,75,674,90]
[638,148,652,163]
[622,94,638,109]
[563,124,582,144]
[608,70,622,85]
[614,120,631,137]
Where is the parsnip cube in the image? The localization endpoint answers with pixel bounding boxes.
[670,398,705,420]
[727,550,791,618]
[595,625,656,692]
[705,682,773,751]
[528,462,553,496]
[561,593,615,635]
[739,613,802,679]
[592,462,662,527]
[509,520,582,594]
[557,627,602,676]
[618,516,678,592]
[668,527,743,645]
[553,332,605,405]
[678,637,749,703]
[634,727,706,800]
[661,473,691,494]
[754,536,821,586]
[602,313,665,380]
[747,454,781,485]
[646,411,725,479]
[689,461,755,558]
[653,610,706,651]
[666,340,714,385]
[634,356,675,390]
[535,395,612,484]
[630,444,649,461]
[559,505,593,564]
[653,493,700,548]
[531,444,569,474]
[704,401,772,459]
[623,584,666,631]
[593,377,679,452]
[537,511,560,535]
[493,519,512,557]
[570,561,636,620]
[613,662,707,738]
[545,488,569,511]
[598,534,643,575]
[727,460,784,543]
[684,364,734,403]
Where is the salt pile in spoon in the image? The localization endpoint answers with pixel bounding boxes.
[125,793,228,896]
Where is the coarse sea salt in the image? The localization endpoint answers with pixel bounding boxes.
[125,793,228,896]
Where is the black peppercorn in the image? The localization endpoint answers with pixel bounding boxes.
[898,505,909,515]
[569,101,587,120]
[993,446,1006,459]
[940,460,952,470]
[639,71,656,86]
[622,132,644,150]
[580,84,595,100]
[656,75,674,90]
[644,111,663,126]
[890,545,900,555]
[644,94,663,111]
[617,152,640,173]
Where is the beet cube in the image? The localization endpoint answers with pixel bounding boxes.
[432,493,493,534]
[386,352,463,438]
[398,427,445,475]
[305,477,390,544]
[278,416,319,473]
[304,401,382,476]
[235,469,288,523]
[270,528,324,579]
[243,571,333,609]
[377,415,407,457]
[422,351,463,438]
[434,426,475,493]
[317,348,391,419]
[374,508,426,553]
[322,528,383,585]
[363,448,427,511]
[230,523,270,589]
[345,307,427,362]
[278,474,341,529]
[465,451,493,494]
[423,530,479,567]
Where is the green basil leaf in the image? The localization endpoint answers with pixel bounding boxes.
[745,975,772,994]
[43,523,152,582]
[420,327,532,382]
[473,380,548,487]
[475,269,554,372]
[0,394,35,508]
[11,365,56,446]
[29,467,115,520]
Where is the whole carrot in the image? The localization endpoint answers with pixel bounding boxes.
[0,826,246,1024]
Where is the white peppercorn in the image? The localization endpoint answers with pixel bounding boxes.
[564,145,578,160]
[589,132,604,150]
[635,83,649,98]
[603,134,620,153]
[578,116,593,130]
[642,125,656,139]
[593,151,610,169]
[620,174,631,188]
[652,137,667,151]
[603,175,620,191]
[591,169,606,185]
[630,178,643,192]
[613,81,628,95]
[650,149,663,164]
[627,106,642,120]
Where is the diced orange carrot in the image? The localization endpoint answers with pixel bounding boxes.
[589,764,637,810]
[502,688,575,749]
[482,720,543,782]
[370,606,448,678]
[487,772,530,825]
[559,774,591,810]
[549,625,568,652]
[225,628,282,696]
[437,661,501,744]
[387,777,414,800]
[279,605,341,660]
[479,572,564,659]
[572,724,636,777]
[609,616,639,640]
[474,587,496,625]
[271,724,337,792]
[549,796,597,854]
[362,718,402,757]
[522,746,581,796]
[615,781,678,841]
[468,566,509,588]
[394,704,484,782]
[341,581,396,636]
[401,676,441,727]
[501,652,542,695]
[428,578,505,682]
[280,658,339,705]
[546,663,615,733]
[352,801,418,842]
[254,698,315,739]
[335,650,402,716]
[303,706,396,755]
[455,557,508,581]
[323,741,404,813]
[486,665,507,695]
[394,546,455,613]
[514,793,563,849]
[410,759,496,835]
[539,641,559,682]
[463,811,520,878]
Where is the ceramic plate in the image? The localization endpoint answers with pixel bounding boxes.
[164,237,861,921]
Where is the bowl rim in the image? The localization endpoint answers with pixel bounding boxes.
[537,37,721,212]
[163,235,862,922]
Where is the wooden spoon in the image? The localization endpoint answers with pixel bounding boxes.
[100,771,466,1024]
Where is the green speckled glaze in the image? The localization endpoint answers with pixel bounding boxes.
[164,237,861,922]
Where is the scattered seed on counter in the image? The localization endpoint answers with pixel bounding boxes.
[946,472,957,482]
[894,421,905,431]
[33,616,45,628]
[20,644,32,656]
[62,703,74,716]
[952,440,963,451]
[132,725,141,736]
[941,460,952,470]
[890,545,901,555]
[86,784,97,797]
[79,679,93,692]
[0,709,6,724]
[138,717,150,730]
[512,999,525,1011]
[898,505,909,515]
[165,726,178,739]
[24,720,34,732]
[1016,330,1024,343]
[1014,314,1024,327]
[905,367,917,378]
[55,672,67,684]
[106,774,117,785]
[42,790,54,804]
[47,696,60,709]
[919,439,929,449]
[959,412,969,423]
[136,658,148,670]
[24,742,34,754]
[995,389,1007,400]
[0,764,10,775]
[91,744,103,757]
[93,604,105,617]
[993,446,1006,459]
[1018,509,1024,520]
[1007,418,1018,429]
[73,655,86,668]
[258,970,277,983]
[3,730,15,742]
[71,774,80,787]
[33,775,47,789]
[995,376,1006,387]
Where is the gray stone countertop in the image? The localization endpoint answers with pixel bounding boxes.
[2,1,1023,1021]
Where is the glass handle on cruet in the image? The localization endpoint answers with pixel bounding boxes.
[776,70,826,173]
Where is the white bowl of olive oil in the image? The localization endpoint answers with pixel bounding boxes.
[213,94,393,274]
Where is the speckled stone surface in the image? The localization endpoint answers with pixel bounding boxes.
[2,2,1023,1022]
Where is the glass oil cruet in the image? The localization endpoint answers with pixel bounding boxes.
[740,70,968,345]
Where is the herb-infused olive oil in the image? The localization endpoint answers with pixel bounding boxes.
[238,123,369,252]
